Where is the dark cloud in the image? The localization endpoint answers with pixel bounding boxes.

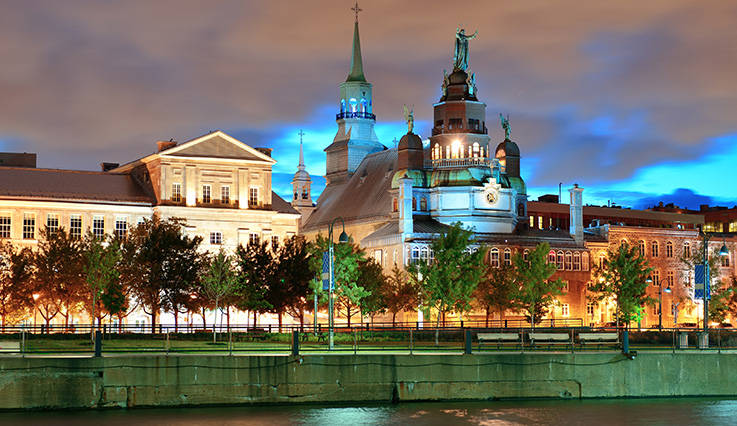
[0,0,735,206]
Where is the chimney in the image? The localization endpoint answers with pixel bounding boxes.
[256,147,273,158]
[157,140,177,152]
[569,184,584,245]
[100,162,119,172]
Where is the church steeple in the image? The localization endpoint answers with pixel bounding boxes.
[346,20,366,82]
[324,2,385,186]
[292,130,313,209]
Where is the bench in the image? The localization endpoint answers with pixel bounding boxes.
[246,329,268,341]
[578,332,619,350]
[477,332,521,350]
[0,341,21,352]
[528,332,571,349]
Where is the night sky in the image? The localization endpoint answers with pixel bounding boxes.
[2,0,736,210]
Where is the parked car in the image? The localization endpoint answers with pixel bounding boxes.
[677,322,699,328]
[718,322,734,329]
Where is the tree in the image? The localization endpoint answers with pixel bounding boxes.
[309,235,369,327]
[269,236,313,328]
[590,240,654,327]
[383,264,418,327]
[34,227,85,328]
[357,258,387,325]
[199,247,237,340]
[82,233,126,328]
[418,222,485,344]
[512,243,565,327]
[473,263,517,327]
[0,241,34,328]
[234,240,274,327]
[120,217,202,332]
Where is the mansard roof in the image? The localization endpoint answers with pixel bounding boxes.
[302,148,397,232]
[271,191,300,215]
[0,167,153,204]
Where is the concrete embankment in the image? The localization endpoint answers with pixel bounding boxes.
[0,352,735,410]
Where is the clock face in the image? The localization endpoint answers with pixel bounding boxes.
[485,189,497,204]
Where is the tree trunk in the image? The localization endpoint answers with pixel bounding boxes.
[392,312,397,327]
[485,308,490,327]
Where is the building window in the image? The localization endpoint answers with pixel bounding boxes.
[557,251,564,270]
[221,186,230,205]
[684,241,691,258]
[638,240,646,256]
[411,245,421,265]
[582,252,590,271]
[114,217,128,239]
[70,215,82,239]
[503,248,511,266]
[523,249,529,262]
[598,252,606,268]
[573,252,581,271]
[249,233,260,245]
[490,247,500,268]
[666,241,673,258]
[562,281,569,292]
[412,197,417,211]
[561,304,570,317]
[271,235,279,249]
[420,197,427,211]
[548,250,556,264]
[249,188,259,207]
[529,216,535,228]
[210,232,222,245]
[202,185,211,204]
[421,246,429,264]
[666,270,674,288]
[393,198,398,212]
[652,270,660,287]
[651,241,659,258]
[565,251,572,270]
[0,214,11,239]
[724,253,731,268]
[586,303,595,318]
[23,213,35,240]
[538,216,543,230]
[46,213,59,235]
[171,183,181,203]
[93,215,105,239]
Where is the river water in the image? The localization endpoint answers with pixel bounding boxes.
[2,398,736,425]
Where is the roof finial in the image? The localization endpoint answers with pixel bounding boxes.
[352,2,362,23]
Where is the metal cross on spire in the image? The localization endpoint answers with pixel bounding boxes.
[352,1,362,23]
[298,129,305,143]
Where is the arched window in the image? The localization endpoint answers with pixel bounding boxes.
[446,145,451,159]
[582,252,590,271]
[557,251,564,270]
[504,248,512,266]
[517,203,525,216]
[472,142,480,157]
[490,247,500,268]
[349,98,358,112]
[666,241,673,258]
[599,252,606,268]
[341,99,346,113]
[651,241,659,258]
[433,144,440,160]
[411,245,420,265]
[573,252,581,271]
[565,251,572,270]
[412,197,417,211]
[420,197,428,211]
[420,246,429,264]
[524,249,529,262]
[392,198,398,212]
[360,98,367,112]
[638,240,646,256]
[684,241,691,258]
[548,250,556,264]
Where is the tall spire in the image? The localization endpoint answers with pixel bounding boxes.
[346,3,366,82]
[297,129,306,172]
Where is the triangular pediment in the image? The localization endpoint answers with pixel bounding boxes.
[162,131,276,164]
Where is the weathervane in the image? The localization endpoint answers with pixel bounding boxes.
[352,2,362,23]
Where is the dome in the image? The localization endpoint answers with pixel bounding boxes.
[293,169,310,181]
[398,132,423,150]
[430,167,491,188]
[495,140,520,158]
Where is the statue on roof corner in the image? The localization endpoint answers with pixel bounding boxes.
[404,104,414,133]
[500,113,511,140]
[453,27,477,72]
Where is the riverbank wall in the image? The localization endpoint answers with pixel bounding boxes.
[1,352,735,410]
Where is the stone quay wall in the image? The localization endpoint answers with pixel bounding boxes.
[1,352,734,411]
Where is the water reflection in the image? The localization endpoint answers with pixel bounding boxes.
[1,398,737,426]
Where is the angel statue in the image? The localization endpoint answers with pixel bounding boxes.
[500,113,511,140]
[404,104,414,133]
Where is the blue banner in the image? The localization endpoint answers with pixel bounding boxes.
[694,264,710,300]
[322,251,330,290]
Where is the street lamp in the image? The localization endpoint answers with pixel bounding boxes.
[700,232,729,347]
[32,293,40,331]
[327,217,349,350]
[659,284,671,329]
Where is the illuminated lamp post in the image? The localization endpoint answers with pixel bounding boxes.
[700,233,729,348]
[327,217,349,350]
[659,283,671,329]
[32,293,40,332]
